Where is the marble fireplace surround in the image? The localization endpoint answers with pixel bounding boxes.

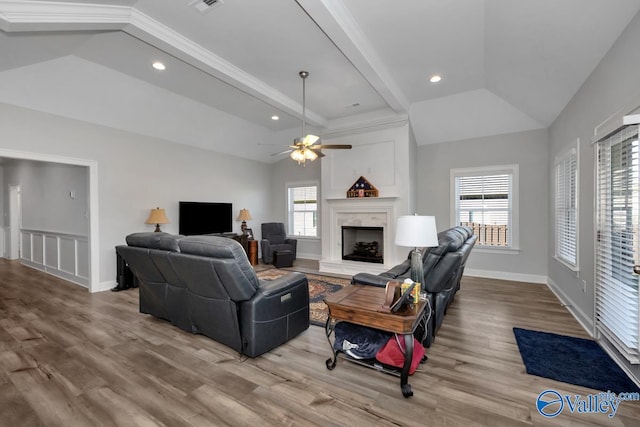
[319,197,404,276]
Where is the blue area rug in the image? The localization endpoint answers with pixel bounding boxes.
[513,328,640,394]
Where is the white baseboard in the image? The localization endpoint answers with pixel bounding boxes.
[598,338,640,388]
[21,259,88,289]
[95,280,117,293]
[465,268,547,284]
[545,277,595,336]
[545,278,640,387]
[297,252,321,261]
[319,259,389,277]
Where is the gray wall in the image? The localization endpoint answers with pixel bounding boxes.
[548,10,640,339]
[0,102,273,289]
[417,128,549,281]
[3,160,89,235]
[270,155,322,259]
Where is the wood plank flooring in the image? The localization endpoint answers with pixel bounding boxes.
[1,259,639,426]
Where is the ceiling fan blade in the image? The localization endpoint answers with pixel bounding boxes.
[302,134,320,146]
[316,151,326,158]
[271,149,293,157]
[311,144,352,150]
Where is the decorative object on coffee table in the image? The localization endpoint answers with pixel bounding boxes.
[145,207,169,232]
[395,215,439,288]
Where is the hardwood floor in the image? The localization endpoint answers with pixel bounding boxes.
[1,259,639,426]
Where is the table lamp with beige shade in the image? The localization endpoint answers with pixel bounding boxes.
[145,207,169,232]
[237,208,252,233]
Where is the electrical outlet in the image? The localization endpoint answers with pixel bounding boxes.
[582,279,587,293]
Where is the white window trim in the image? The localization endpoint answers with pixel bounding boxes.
[450,164,520,251]
[553,139,579,273]
[285,180,320,239]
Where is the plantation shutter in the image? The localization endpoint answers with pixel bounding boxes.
[595,124,640,363]
[555,149,578,267]
[455,173,512,247]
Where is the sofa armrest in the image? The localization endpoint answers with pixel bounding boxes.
[285,238,297,257]
[351,273,390,288]
[260,239,273,263]
[257,272,307,297]
[241,272,309,357]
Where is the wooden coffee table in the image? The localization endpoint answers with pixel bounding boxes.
[324,284,428,398]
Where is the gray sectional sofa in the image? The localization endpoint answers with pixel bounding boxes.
[352,226,476,347]
[116,233,309,357]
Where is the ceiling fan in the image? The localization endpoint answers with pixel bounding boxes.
[280,71,351,165]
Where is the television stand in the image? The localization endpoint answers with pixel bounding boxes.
[205,232,238,238]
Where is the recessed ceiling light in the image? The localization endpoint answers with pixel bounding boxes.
[429,74,442,83]
[271,115,279,121]
[152,61,166,71]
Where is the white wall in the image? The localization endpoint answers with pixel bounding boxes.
[0,102,273,291]
[270,155,322,260]
[416,128,549,282]
[3,160,89,235]
[2,160,90,286]
[548,8,640,378]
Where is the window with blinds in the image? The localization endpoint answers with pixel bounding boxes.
[287,184,318,237]
[452,166,517,248]
[596,125,640,362]
[555,148,578,268]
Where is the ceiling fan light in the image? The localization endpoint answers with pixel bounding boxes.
[303,148,318,160]
[290,149,305,163]
[303,134,320,145]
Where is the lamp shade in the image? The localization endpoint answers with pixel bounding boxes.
[302,148,318,160]
[290,149,305,163]
[237,209,252,221]
[145,207,169,225]
[395,215,438,248]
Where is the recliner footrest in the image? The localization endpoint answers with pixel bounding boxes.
[273,250,294,268]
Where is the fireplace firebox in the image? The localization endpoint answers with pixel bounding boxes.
[342,226,383,263]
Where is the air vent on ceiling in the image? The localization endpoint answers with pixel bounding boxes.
[189,0,223,13]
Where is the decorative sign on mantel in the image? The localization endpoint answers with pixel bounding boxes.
[346,176,379,198]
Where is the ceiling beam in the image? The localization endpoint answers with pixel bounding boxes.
[296,0,410,114]
[0,0,328,128]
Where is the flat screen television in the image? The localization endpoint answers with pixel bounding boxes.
[179,201,233,235]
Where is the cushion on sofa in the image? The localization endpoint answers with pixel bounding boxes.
[179,235,243,258]
[382,259,411,279]
[431,228,465,255]
[126,232,182,252]
[178,235,260,293]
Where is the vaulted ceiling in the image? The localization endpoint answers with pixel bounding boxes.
[1,0,639,162]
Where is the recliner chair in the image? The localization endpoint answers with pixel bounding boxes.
[260,222,297,264]
[352,226,476,347]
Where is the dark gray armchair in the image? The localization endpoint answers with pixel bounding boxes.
[260,222,297,264]
[352,226,476,347]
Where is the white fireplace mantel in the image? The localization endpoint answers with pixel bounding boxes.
[318,123,414,277]
[319,197,405,276]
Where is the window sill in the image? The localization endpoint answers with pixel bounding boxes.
[287,235,320,241]
[474,246,521,255]
[553,256,579,275]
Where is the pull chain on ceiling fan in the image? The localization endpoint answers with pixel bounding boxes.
[289,71,352,165]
